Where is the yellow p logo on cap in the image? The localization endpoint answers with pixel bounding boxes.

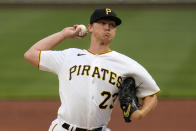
[106,8,111,15]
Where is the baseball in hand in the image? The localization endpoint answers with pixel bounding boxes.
[76,24,87,36]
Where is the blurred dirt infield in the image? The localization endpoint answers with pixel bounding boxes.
[0,99,195,131]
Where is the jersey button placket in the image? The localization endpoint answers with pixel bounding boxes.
[90,55,98,100]
[87,55,99,126]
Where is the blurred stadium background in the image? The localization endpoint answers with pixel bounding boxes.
[0,0,196,5]
[0,0,196,99]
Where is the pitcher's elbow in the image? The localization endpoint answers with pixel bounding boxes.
[24,51,30,61]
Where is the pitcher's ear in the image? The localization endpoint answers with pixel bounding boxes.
[88,24,93,33]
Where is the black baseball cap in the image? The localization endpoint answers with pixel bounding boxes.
[90,8,122,26]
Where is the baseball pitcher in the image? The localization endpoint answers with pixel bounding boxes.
[24,8,160,131]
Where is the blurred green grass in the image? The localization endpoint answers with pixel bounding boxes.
[0,6,196,99]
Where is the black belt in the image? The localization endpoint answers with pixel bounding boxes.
[62,123,103,131]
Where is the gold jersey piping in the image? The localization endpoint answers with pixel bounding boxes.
[52,124,58,131]
[38,51,42,69]
[87,49,112,55]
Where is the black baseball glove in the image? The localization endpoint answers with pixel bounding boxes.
[118,77,140,123]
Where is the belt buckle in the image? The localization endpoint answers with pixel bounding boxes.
[86,129,93,131]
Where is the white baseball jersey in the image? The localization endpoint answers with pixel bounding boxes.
[39,48,160,129]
